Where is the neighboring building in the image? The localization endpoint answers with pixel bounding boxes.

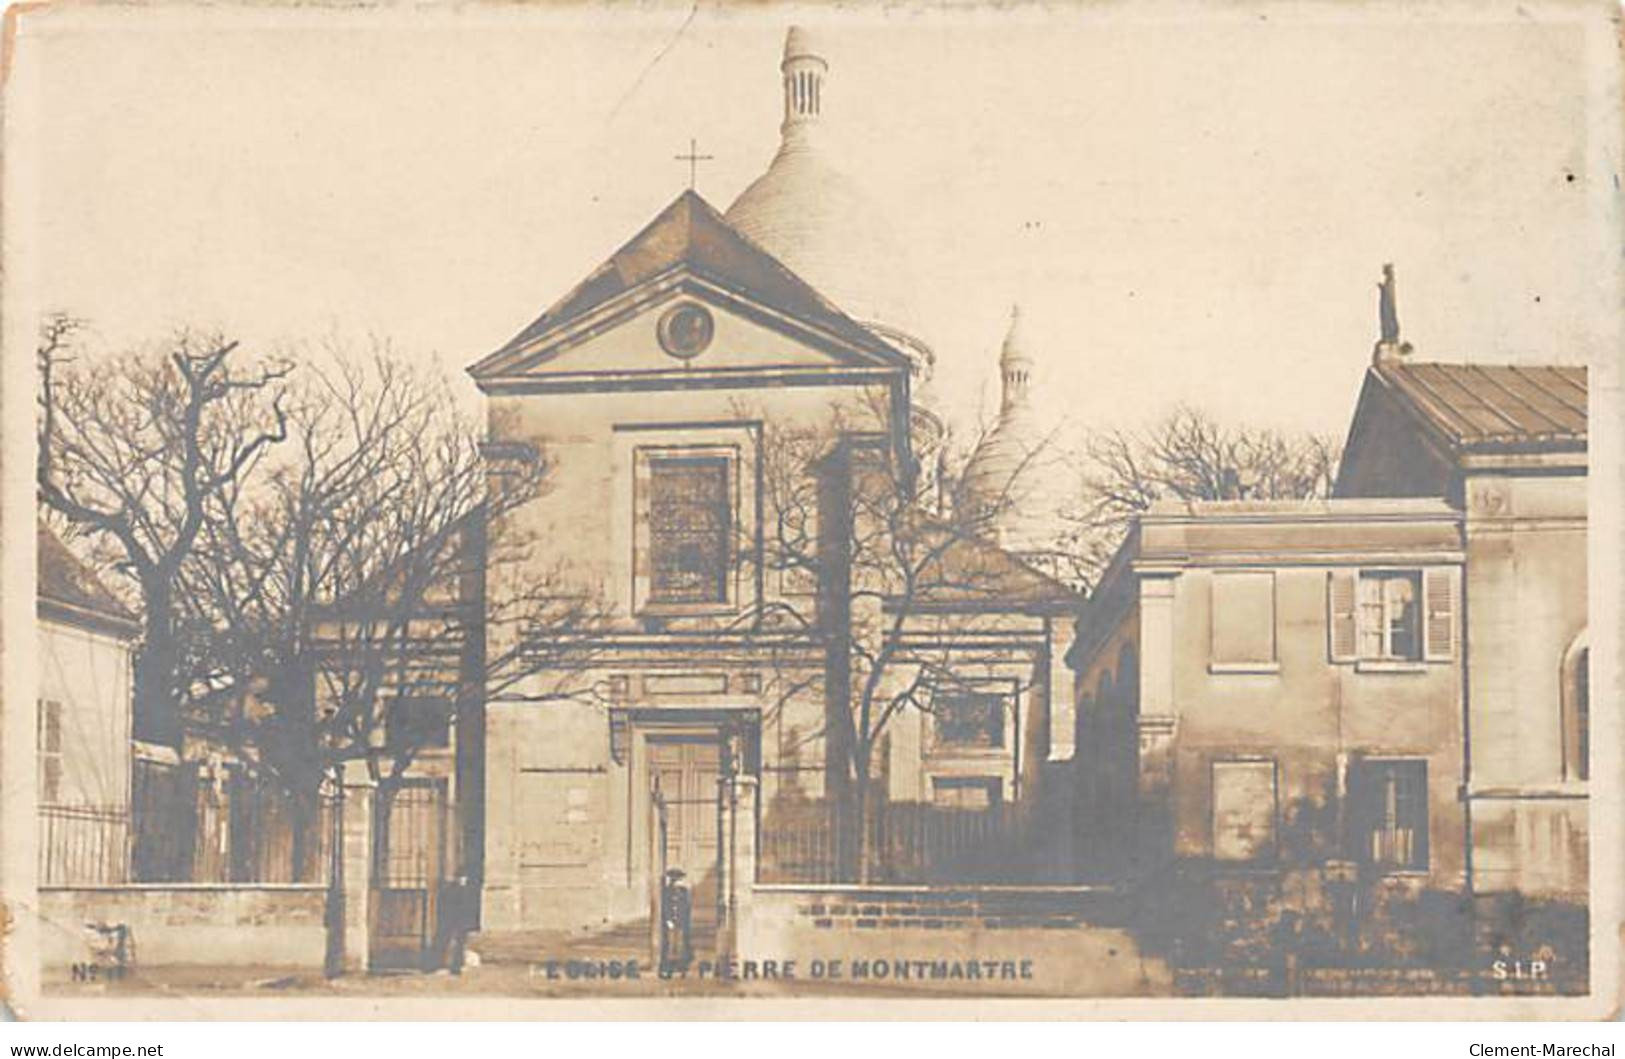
[1071,270,1589,903]
[36,523,140,886]
[1336,338,1588,897]
[37,527,333,975]
[1069,498,1467,889]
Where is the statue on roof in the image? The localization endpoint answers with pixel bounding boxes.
[1378,262,1400,344]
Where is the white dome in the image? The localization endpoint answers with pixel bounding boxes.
[725,27,929,364]
[961,410,1046,531]
[727,143,921,339]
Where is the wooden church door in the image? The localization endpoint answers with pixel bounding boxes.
[649,734,723,943]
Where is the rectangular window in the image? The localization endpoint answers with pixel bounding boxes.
[1330,568,1453,664]
[648,456,732,605]
[933,690,1005,749]
[1211,759,1277,861]
[1348,759,1429,871]
[1210,571,1276,668]
[1357,571,1421,661]
[931,776,1001,810]
[37,699,62,804]
[386,695,452,753]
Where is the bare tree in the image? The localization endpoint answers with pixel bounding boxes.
[1059,404,1341,589]
[41,323,615,891]
[738,396,1067,881]
[184,349,613,811]
[37,314,292,745]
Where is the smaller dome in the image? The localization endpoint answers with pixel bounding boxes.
[960,305,1051,549]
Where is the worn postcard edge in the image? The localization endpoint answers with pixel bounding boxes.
[0,0,1619,1021]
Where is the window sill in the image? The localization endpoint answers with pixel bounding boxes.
[1354,659,1427,674]
[636,601,739,620]
[926,746,1009,760]
[1208,661,1281,675]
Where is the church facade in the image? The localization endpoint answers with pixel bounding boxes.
[465,29,1078,943]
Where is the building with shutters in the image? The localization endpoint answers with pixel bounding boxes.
[1069,272,1589,902]
[1334,339,1588,898]
[36,522,141,886]
[1068,497,1469,890]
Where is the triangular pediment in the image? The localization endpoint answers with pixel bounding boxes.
[468,191,911,389]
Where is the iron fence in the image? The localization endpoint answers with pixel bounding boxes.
[130,758,334,884]
[38,804,129,886]
[760,802,1029,884]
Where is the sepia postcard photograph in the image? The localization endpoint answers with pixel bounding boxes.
[0,0,1619,1023]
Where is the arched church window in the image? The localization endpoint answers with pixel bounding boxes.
[1116,643,1139,706]
[1561,634,1589,782]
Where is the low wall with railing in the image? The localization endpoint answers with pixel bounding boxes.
[38,884,329,972]
[733,884,1161,995]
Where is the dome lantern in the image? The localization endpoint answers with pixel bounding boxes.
[999,303,1035,416]
[781,26,828,145]
[726,26,942,443]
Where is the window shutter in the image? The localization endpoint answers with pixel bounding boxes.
[37,700,61,752]
[1327,571,1357,663]
[41,756,62,804]
[1423,567,1456,661]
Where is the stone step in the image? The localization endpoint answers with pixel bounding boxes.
[470,918,718,965]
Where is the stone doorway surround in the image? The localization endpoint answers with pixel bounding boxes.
[608,706,760,926]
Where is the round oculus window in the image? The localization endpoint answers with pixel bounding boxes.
[657,302,715,359]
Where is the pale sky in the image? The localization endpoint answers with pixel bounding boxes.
[6,2,1617,447]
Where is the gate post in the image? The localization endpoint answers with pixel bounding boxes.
[337,759,377,973]
[722,775,759,957]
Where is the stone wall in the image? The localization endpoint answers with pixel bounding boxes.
[38,884,328,973]
[734,885,1160,996]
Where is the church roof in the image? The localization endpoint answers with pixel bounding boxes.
[469,190,907,379]
[907,519,1081,614]
[1372,360,1587,450]
[38,522,139,636]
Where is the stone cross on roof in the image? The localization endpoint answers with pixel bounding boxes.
[674,138,714,191]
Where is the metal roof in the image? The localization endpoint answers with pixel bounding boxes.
[1377,361,1587,449]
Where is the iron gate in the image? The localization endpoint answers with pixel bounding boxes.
[371,780,448,970]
